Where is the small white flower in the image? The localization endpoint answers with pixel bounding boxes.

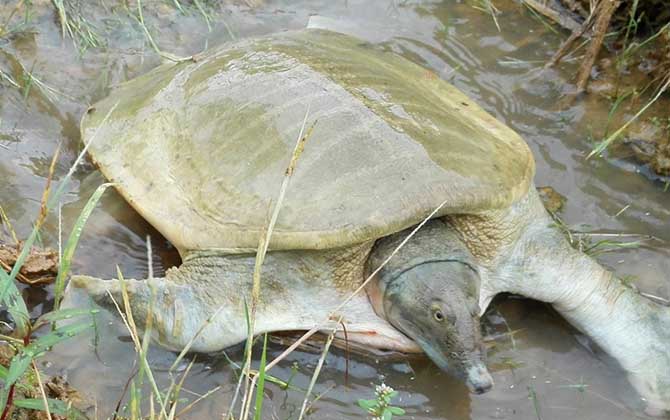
[375,383,394,396]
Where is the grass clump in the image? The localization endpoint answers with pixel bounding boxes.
[483,1,670,166]
[0,1,35,40]
[51,0,104,53]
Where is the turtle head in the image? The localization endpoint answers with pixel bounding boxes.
[368,219,492,394]
[382,260,492,394]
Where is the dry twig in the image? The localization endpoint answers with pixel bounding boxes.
[574,0,622,93]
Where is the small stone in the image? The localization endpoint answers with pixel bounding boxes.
[537,186,566,214]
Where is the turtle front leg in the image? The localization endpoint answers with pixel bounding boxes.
[451,187,670,415]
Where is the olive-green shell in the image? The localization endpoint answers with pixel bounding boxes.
[81,29,534,254]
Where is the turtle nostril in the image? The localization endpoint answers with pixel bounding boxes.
[473,381,493,394]
[466,366,494,394]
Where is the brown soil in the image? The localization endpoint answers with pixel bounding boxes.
[583,54,670,179]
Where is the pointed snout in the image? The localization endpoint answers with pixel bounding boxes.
[420,341,494,395]
[465,363,494,394]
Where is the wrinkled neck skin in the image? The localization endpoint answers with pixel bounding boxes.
[449,186,670,415]
[368,220,480,314]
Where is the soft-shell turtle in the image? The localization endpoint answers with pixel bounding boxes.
[69,28,670,410]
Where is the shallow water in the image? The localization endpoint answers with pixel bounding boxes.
[1,1,669,419]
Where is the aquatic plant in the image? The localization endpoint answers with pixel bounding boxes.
[358,383,406,420]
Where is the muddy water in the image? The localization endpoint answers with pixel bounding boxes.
[1,1,669,419]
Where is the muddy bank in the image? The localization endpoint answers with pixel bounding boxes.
[523,0,670,180]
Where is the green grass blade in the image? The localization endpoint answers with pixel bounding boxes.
[604,92,632,136]
[51,0,69,38]
[0,268,29,337]
[89,295,100,350]
[53,183,113,309]
[132,284,156,420]
[33,307,99,330]
[170,0,185,13]
[253,334,268,420]
[228,300,252,420]
[129,381,140,420]
[242,299,252,363]
[115,268,168,418]
[13,398,88,419]
[298,320,339,420]
[49,103,118,207]
[193,0,212,32]
[14,322,93,380]
[0,222,42,336]
[1,320,93,411]
[588,76,670,159]
[584,239,642,257]
[527,385,542,420]
[0,386,9,412]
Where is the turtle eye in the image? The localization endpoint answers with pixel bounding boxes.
[433,310,445,322]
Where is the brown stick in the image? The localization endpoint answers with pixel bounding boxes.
[574,0,622,93]
[546,11,597,68]
[522,0,583,32]
[0,383,16,420]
